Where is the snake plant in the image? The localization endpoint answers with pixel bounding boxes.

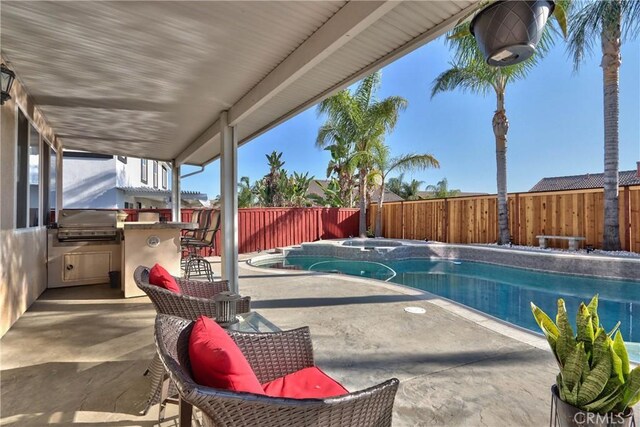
[531,295,640,414]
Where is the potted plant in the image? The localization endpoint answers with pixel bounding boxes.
[470,0,556,66]
[531,296,639,426]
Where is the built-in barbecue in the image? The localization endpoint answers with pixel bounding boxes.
[48,209,122,288]
[56,209,120,242]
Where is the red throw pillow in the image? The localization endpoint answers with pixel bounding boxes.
[262,366,348,399]
[148,264,181,293]
[188,316,264,394]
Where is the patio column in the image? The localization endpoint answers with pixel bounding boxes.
[171,162,181,221]
[219,111,239,293]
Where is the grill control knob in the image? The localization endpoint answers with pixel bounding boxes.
[66,264,74,271]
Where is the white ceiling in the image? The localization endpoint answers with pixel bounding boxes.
[1,1,476,166]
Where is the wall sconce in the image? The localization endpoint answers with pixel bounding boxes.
[1,64,16,105]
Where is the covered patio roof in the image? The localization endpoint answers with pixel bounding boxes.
[1,1,476,166]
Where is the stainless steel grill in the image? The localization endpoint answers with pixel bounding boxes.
[57,209,119,242]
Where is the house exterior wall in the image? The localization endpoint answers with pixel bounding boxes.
[1,65,61,336]
[63,155,118,208]
[63,156,171,208]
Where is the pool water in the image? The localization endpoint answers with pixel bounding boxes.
[256,256,640,360]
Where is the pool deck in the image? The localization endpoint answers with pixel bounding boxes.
[2,253,634,426]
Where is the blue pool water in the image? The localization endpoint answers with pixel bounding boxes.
[257,256,640,359]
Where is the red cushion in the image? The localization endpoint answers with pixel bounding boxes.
[188,316,264,394]
[262,366,348,399]
[148,264,181,293]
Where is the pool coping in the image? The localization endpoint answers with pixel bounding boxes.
[244,253,552,353]
[275,239,640,281]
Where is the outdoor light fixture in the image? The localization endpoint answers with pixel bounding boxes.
[1,64,16,105]
[470,0,555,67]
[214,291,241,327]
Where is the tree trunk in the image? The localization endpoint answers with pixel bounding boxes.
[493,89,510,245]
[375,181,385,237]
[359,168,367,236]
[600,20,622,251]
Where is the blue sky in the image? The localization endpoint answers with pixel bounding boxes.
[182,34,640,198]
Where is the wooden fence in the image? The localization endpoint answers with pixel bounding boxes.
[369,186,640,252]
[121,207,359,256]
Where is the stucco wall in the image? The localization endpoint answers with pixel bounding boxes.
[63,155,118,208]
[0,60,60,336]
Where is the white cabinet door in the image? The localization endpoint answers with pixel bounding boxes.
[63,252,111,282]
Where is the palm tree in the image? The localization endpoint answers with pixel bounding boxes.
[387,174,405,197]
[317,72,408,236]
[424,178,461,199]
[262,151,286,207]
[567,0,640,250]
[431,7,567,244]
[237,176,255,208]
[318,136,357,207]
[402,179,425,201]
[372,144,439,236]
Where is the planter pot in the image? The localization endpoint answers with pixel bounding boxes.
[470,0,555,66]
[551,386,635,427]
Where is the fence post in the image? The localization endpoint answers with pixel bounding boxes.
[443,198,449,243]
[401,201,405,239]
[514,193,520,245]
[623,186,631,251]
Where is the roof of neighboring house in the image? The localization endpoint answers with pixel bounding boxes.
[416,191,488,199]
[529,170,640,192]
[118,187,208,200]
[308,180,403,204]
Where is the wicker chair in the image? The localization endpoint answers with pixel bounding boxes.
[134,265,251,419]
[155,314,400,427]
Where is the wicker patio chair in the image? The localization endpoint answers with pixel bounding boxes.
[155,314,400,427]
[134,265,251,419]
[182,209,220,280]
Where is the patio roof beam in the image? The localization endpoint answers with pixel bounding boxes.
[175,1,396,165]
[227,0,397,127]
[174,119,221,166]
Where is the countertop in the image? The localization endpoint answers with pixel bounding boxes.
[121,222,197,230]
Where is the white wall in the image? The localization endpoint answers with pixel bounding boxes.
[63,155,117,208]
[0,62,60,336]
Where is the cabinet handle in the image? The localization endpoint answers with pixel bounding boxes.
[66,264,74,271]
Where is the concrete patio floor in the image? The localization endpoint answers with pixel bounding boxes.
[1,254,584,426]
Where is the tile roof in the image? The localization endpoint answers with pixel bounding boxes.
[529,169,640,192]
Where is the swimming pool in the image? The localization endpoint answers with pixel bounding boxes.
[254,255,640,360]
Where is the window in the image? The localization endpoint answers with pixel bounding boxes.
[28,125,41,227]
[16,111,41,229]
[162,165,168,189]
[117,155,127,163]
[41,142,57,226]
[152,161,158,188]
[124,202,133,209]
[16,110,29,228]
[141,159,148,183]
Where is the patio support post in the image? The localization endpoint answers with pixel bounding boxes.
[171,162,181,222]
[219,111,239,293]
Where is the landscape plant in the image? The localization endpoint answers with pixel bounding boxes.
[531,295,640,417]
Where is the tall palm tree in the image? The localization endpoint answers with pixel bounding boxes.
[318,135,357,207]
[431,7,568,244]
[387,173,405,197]
[567,0,640,250]
[317,72,407,235]
[372,144,439,236]
[424,178,461,199]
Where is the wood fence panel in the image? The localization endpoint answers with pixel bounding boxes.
[369,185,640,252]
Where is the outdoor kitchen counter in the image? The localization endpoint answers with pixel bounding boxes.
[121,222,195,298]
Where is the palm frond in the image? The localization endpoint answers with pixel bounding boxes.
[386,153,440,178]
